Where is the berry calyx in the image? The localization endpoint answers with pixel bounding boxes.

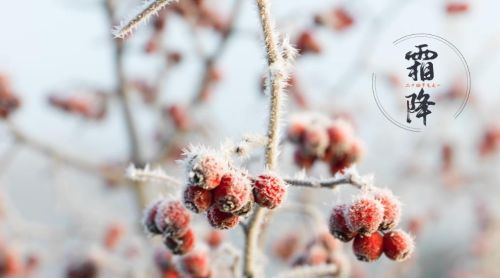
[187,154,226,190]
[213,172,251,213]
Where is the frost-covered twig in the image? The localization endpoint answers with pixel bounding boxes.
[244,0,293,276]
[284,173,365,190]
[112,0,179,39]
[126,164,182,186]
[274,264,339,278]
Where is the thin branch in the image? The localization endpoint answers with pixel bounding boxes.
[284,173,364,189]
[106,0,148,212]
[7,122,123,183]
[113,0,179,39]
[274,264,339,278]
[244,0,289,276]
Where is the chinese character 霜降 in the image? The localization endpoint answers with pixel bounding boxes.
[405,44,438,81]
[406,88,435,126]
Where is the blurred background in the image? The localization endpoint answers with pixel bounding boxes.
[1,0,500,277]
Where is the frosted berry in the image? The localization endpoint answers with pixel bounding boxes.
[164,228,195,255]
[183,185,213,213]
[181,250,211,278]
[294,149,316,169]
[287,122,306,143]
[352,232,384,262]
[205,230,224,248]
[155,200,191,237]
[383,230,414,261]
[346,196,384,235]
[373,189,401,232]
[329,204,357,242]
[326,121,351,147]
[213,172,251,213]
[303,126,329,157]
[207,206,239,230]
[252,174,287,209]
[296,30,322,54]
[144,200,162,235]
[188,154,226,190]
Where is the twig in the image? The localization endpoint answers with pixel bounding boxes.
[106,0,148,212]
[113,0,179,39]
[244,0,289,276]
[274,264,339,278]
[284,173,364,189]
[6,122,123,183]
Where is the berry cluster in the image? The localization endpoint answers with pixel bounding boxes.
[329,189,414,262]
[144,199,195,255]
[182,148,287,229]
[287,113,364,174]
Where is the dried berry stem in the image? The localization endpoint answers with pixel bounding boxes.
[244,0,285,276]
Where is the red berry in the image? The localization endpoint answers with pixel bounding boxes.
[181,250,211,278]
[306,245,328,265]
[346,197,384,235]
[252,174,287,209]
[352,232,384,262]
[303,126,329,157]
[329,204,357,242]
[183,185,213,213]
[207,206,239,230]
[373,189,401,232]
[213,172,251,213]
[205,230,224,248]
[187,154,227,190]
[332,8,354,31]
[326,121,351,147]
[155,200,191,237]
[164,228,195,255]
[144,200,162,235]
[287,122,306,143]
[315,232,339,253]
[294,148,316,170]
[346,139,364,164]
[296,30,322,54]
[446,3,469,14]
[383,230,414,262]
